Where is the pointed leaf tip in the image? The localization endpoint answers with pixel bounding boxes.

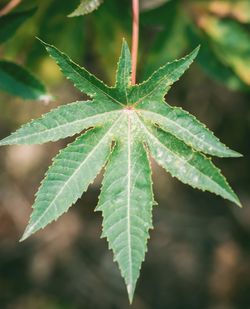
[36,36,49,47]
[184,45,200,63]
[115,39,132,100]
[121,38,130,51]
[127,283,135,304]
[232,195,242,208]
[193,46,200,59]
[37,38,117,101]
[19,227,32,242]
[138,103,243,158]
[227,149,243,158]
[129,45,202,103]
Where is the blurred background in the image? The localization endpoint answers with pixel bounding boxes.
[0,0,250,308]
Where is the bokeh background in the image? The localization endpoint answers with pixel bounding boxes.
[0,0,250,308]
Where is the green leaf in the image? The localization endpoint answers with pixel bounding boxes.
[21,123,117,241]
[0,100,120,145]
[199,15,250,86]
[97,117,154,303]
[187,26,248,91]
[0,40,241,302]
[68,0,103,17]
[0,8,36,44]
[137,100,241,158]
[139,119,241,206]
[115,40,132,102]
[0,60,48,100]
[39,39,121,104]
[128,46,200,104]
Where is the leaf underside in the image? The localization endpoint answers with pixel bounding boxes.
[0,39,242,302]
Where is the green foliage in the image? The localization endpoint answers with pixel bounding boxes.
[0,60,48,100]
[188,26,247,91]
[69,0,103,17]
[3,1,250,92]
[91,1,130,83]
[0,8,48,100]
[0,40,241,302]
[28,0,85,65]
[141,0,188,77]
[141,0,250,91]
[199,15,250,86]
[0,8,35,44]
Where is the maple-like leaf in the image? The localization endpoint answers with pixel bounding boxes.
[0,39,242,302]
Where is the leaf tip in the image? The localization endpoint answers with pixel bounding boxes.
[216,148,243,158]
[0,139,7,146]
[122,37,129,46]
[0,135,13,146]
[127,283,135,304]
[228,190,242,208]
[67,12,77,18]
[36,37,52,50]
[191,45,201,59]
[214,141,243,158]
[20,224,34,242]
[19,233,28,243]
[229,150,243,158]
[121,37,131,55]
[35,36,45,44]
[234,197,243,208]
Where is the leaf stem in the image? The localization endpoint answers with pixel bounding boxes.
[131,0,139,85]
[0,0,21,16]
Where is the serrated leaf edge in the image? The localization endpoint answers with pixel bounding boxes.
[138,106,242,158]
[20,114,123,241]
[135,114,241,207]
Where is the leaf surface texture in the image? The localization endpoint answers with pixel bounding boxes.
[0,39,241,302]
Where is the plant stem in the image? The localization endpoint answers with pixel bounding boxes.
[131,0,139,85]
[0,0,21,16]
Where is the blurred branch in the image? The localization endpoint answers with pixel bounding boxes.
[0,0,21,17]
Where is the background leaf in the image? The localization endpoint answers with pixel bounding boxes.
[141,0,188,78]
[0,60,48,100]
[0,8,36,44]
[68,0,103,17]
[187,25,248,91]
[198,15,250,86]
[91,0,130,84]
[205,0,250,23]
